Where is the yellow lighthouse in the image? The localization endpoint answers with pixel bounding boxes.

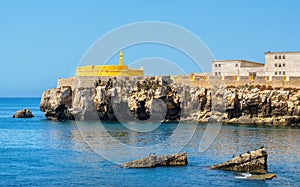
[75,51,144,77]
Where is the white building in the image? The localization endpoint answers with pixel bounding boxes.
[211,60,265,78]
[265,51,300,79]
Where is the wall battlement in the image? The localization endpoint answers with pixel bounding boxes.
[173,75,300,88]
[57,74,300,90]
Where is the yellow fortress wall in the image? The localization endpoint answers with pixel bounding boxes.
[75,51,144,77]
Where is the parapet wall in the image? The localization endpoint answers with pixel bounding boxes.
[57,75,300,89]
[57,77,76,89]
[57,76,143,90]
[173,75,300,88]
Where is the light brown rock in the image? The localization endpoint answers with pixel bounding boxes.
[247,173,276,180]
[122,152,188,168]
[210,148,268,174]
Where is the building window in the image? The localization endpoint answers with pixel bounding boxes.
[275,72,277,75]
[215,64,217,67]
[283,55,285,59]
[275,63,277,67]
[218,72,221,75]
[215,72,218,76]
[283,71,286,75]
[279,55,281,59]
[235,64,238,67]
[279,71,281,75]
[275,55,277,59]
[218,64,221,67]
[279,63,281,67]
[283,63,285,67]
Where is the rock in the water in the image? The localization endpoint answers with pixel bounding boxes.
[210,148,268,174]
[247,173,276,180]
[122,152,188,168]
[13,109,34,118]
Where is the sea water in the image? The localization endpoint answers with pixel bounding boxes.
[0,98,299,186]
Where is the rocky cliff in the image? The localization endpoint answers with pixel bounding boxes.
[40,77,300,126]
[40,77,181,122]
[181,85,300,126]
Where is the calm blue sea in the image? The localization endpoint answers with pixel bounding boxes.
[0,98,300,186]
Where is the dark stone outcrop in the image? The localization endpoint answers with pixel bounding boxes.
[13,109,34,118]
[210,148,268,174]
[122,152,188,168]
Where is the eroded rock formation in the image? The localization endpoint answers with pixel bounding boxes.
[221,87,300,126]
[186,85,300,126]
[40,77,181,122]
[40,76,300,126]
[122,152,188,168]
[210,148,268,174]
[40,87,73,121]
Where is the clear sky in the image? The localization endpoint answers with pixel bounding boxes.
[1,0,300,97]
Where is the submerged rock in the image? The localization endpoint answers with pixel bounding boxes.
[122,152,188,168]
[210,148,268,174]
[235,172,276,180]
[247,173,276,180]
[13,109,34,118]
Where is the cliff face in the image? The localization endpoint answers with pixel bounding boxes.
[40,77,181,122]
[40,77,300,126]
[40,87,73,121]
[222,87,300,126]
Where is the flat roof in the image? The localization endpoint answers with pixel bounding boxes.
[265,51,300,54]
[211,60,263,65]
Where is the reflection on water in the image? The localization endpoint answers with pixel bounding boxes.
[103,122,178,146]
[68,121,300,164]
[64,123,300,167]
[204,125,300,163]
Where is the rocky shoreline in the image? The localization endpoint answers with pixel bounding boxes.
[40,77,300,126]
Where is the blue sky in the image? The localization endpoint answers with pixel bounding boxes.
[0,0,300,97]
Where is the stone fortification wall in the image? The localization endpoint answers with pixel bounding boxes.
[173,75,300,89]
[57,75,300,92]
